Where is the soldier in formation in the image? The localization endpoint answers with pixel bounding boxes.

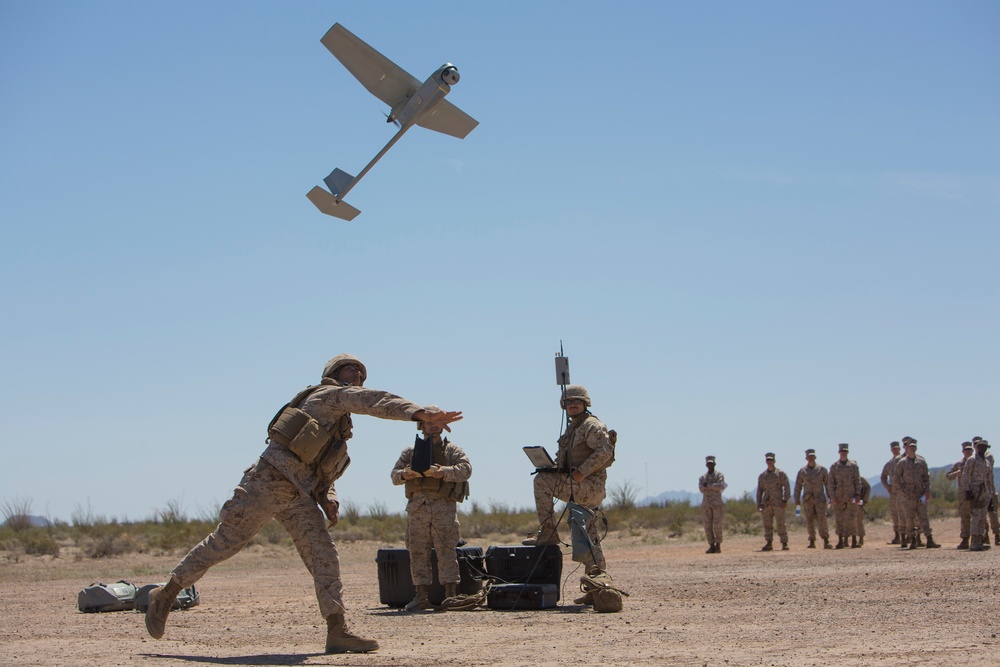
[829,443,861,549]
[699,455,727,553]
[794,449,832,549]
[946,442,975,549]
[880,441,904,545]
[891,437,940,549]
[143,354,462,654]
[961,439,995,551]
[523,385,614,578]
[853,476,870,547]
[756,452,790,551]
[972,436,1000,546]
[391,407,472,611]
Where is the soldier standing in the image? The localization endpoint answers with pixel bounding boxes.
[829,443,861,549]
[391,408,472,611]
[946,442,975,549]
[961,439,995,551]
[853,477,871,547]
[523,385,614,576]
[793,449,832,549]
[699,455,727,554]
[143,354,462,654]
[972,436,1000,546]
[891,437,941,549]
[756,452,791,551]
[880,441,904,545]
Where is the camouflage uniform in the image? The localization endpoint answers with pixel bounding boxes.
[532,410,613,570]
[167,358,423,619]
[829,454,861,545]
[854,477,871,543]
[961,451,995,548]
[756,464,790,548]
[699,467,727,549]
[793,463,830,544]
[892,454,934,543]
[391,438,471,586]
[946,452,973,542]
[880,450,903,542]
[986,451,1000,544]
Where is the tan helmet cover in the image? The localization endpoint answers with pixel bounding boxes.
[560,385,591,408]
[322,354,368,385]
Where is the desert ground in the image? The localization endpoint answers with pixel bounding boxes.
[2,518,999,667]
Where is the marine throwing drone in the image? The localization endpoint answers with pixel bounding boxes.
[307,23,479,221]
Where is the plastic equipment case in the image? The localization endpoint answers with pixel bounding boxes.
[486,582,559,610]
[376,546,484,607]
[484,544,562,596]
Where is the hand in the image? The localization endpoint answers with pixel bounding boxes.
[401,468,422,480]
[414,408,463,432]
[323,499,340,528]
[571,469,585,483]
[425,464,445,479]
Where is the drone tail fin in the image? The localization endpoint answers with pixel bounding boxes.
[306,186,361,221]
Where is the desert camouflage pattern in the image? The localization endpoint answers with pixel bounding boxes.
[532,413,612,570]
[961,453,996,537]
[170,460,347,617]
[854,477,871,538]
[169,380,423,620]
[699,470,727,546]
[985,452,999,537]
[391,439,472,586]
[756,468,790,543]
[794,464,830,541]
[881,454,904,534]
[947,456,973,539]
[893,455,933,537]
[829,459,861,539]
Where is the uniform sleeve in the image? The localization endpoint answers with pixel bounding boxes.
[756,474,764,506]
[441,443,472,483]
[576,420,614,478]
[946,461,963,481]
[699,474,708,493]
[302,385,423,425]
[920,461,931,496]
[793,470,803,503]
[391,448,414,485]
[881,461,892,488]
[781,472,791,502]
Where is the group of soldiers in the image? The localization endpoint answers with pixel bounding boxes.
[701,435,996,553]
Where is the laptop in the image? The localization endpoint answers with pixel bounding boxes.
[523,446,559,472]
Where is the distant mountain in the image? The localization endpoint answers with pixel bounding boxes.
[638,490,701,506]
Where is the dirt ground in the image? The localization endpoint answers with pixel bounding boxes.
[2,518,1000,667]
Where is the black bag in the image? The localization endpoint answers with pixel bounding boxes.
[78,580,138,613]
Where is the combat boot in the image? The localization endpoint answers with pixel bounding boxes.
[823,538,832,550]
[909,532,919,550]
[889,531,900,545]
[522,522,561,546]
[807,539,815,549]
[325,613,378,654]
[858,536,864,546]
[144,578,182,640]
[994,532,1000,546]
[781,541,789,551]
[981,535,991,550]
[404,585,431,611]
[705,543,716,554]
[850,536,859,548]
[715,543,721,554]
[957,537,970,550]
[915,534,924,547]
[835,536,846,550]
[761,541,773,552]
[899,533,909,548]
[925,535,940,549]
[970,535,985,552]
[443,583,458,600]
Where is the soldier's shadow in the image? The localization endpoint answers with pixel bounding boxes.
[141,653,317,665]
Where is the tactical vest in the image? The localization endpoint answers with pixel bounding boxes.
[558,413,616,470]
[267,380,352,482]
[403,439,469,503]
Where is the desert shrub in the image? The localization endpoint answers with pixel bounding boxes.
[340,499,361,525]
[1,496,33,532]
[864,496,890,522]
[254,519,290,546]
[607,480,639,511]
[82,531,141,558]
[725,492,761,535]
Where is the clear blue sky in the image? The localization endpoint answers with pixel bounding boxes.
[2,2,997,523]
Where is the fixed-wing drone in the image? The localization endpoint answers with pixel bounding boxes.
[307,23,479,221]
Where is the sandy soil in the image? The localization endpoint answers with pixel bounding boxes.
[2,518,999,666]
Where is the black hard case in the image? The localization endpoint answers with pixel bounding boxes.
[375,546,484,607]
[486,583,559,610]
[483,544,562,596]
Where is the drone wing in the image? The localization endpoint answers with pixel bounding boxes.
[416,99,479,139]
[321,23,420,109]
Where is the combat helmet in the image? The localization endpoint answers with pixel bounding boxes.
[417,405,441,431]
[560,385,591,408]
[322,354,368,385]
